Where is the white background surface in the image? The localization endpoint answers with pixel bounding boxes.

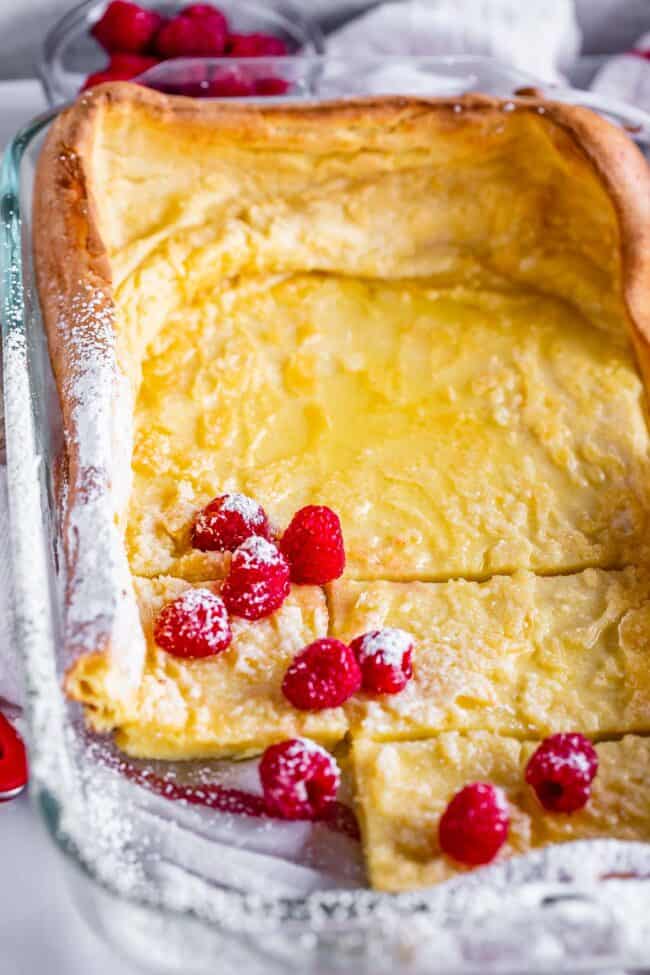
[0,795,143,974]
[0,78,144,975]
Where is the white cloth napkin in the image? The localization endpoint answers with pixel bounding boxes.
[326,0,581,82]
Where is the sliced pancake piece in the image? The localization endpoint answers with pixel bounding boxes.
[330,567,650,739]
[351,733,650,891]
[70,576,345,760]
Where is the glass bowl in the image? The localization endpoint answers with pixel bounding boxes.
[3,69,650,973]
[39,0,325,105]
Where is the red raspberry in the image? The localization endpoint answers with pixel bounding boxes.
[254,76,290,96]
[150,63,210,97]
[181,3,227,22]
[91,1,163,53]
[350,628,413,695]
[525,733,598,813]
[146,57,260,100]
[227,33,289,57]
[282,638,361,711]
[221,536,290,621]
[82,53,158,90]
[438,783,510,866]
[154,588,232,658]
[191,493,270,552]
[259,738,340,820]
[207,72,256,97]
[156,10,227,58]
[0,714,28,801]
[280,506,345,585]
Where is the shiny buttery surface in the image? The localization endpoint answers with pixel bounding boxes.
[128,273,650,582]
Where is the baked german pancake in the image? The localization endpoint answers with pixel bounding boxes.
[33,85,650,890]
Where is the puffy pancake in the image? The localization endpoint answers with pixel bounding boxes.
[127,273,650,582]
[329,567,650,739]
[72,577,344,760]
[33,90,650,888]
[351,734,650,891]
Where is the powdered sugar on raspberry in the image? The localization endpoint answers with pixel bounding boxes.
[491,784,509,815]
[236,535,285,568]
[277,738,338,803]
[285,736,335,766]
[259,737,341,820]
[221,536,290,621]
[220,492,266,526]
[170,587,230,638]
[154,587,231,658]
[355,628,412,666]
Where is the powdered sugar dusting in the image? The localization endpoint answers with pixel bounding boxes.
[356,628,413,666]
[492,784,509,816]
[221,492,265,526]
[276,737,338,780]
[155,587,231,655]
[172,586,224,616]
[291,736,336,765]
[236,535,285,569]
[58,278,146,694]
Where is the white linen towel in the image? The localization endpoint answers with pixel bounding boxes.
[326,0,581,82]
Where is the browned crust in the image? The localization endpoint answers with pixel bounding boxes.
[33,83,650,694]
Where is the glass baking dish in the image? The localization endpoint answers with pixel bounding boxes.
[3,65,650,973]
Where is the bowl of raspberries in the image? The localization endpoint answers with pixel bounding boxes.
[40,0,323,103]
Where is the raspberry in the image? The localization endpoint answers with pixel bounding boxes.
[156,9,227,58]
[82,53,158,90]
[280,506,345,585]
[91,1,162,53]
[0,714,28,801]
[191,493,270,552]
[221,536,290,621]
[150,58,242,98]
[282,638,361,711]
[350,628,413,695]
[259,738,340,820]
[208,72,256,97]
[254,76,290,96]
[525,733,598,813]
[154,588,232,658]
[227,33,289,57]
[181,3,227,22]
[438,783,510,866]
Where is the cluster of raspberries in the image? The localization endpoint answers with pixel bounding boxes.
[259,732,599,858]
[84,1,289,96]
[154,494,414,697]
[153,492,600,865]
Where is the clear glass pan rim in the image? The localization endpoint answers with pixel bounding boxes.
[33,53,650,144]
